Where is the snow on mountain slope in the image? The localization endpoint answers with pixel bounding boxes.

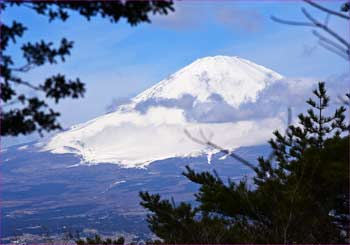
[44,56,285,168]
[132,56,283,108]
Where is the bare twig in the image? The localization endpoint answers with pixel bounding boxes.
[268,107,292,161]
[184,128,256,170]
[337,93,350,106]
[287,107,292,127]
[312,30,348,56]
[270,16,314,27]
[12,63,35,73]
[2,99,21,108]
[9,78,40,90]
[302,8,350,50]
[303,0,350,20]
[319,40,350,61]
[271,1,350,62]
[324,13,330,26]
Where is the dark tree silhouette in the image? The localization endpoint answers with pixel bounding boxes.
[140,82,349,243]
[0,1,174,136]
[75,234,124,245]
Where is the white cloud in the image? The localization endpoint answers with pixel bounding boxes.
[44,57,348,168]
[45,106,284,168]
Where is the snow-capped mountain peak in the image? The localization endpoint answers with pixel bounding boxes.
[44,56,285,168]
[132,55,283,108]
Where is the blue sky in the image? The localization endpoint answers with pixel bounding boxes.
[2,1,349,146]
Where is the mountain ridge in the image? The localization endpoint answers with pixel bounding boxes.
[131,55,283,108]
[43,55,285,168]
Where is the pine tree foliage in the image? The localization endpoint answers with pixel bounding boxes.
[0,1,174,136]
[75,234,124,245]
[140,82,349,244]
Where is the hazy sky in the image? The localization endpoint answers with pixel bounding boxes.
[2,1,349,146]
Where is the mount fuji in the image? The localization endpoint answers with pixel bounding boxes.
[2,56,297,243]
[44,56,284,168]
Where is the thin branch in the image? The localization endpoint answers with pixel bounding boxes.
[312,30,348,55]
[302,8,350,50]
[303,0,350,20]
[324,13,330,26]
[184,129,256,170]
[22,2,40,12]
[318,40,350,61]
[287,107,292,126]
[271,3,350,63]
[11,63,35,73]
[1,99,21,108]
[284,141,310,243]
[270,16,315,27]
[8,78,40,90]
[337,95,350,106]
[312,30,350,60]
[268,107,293,161]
